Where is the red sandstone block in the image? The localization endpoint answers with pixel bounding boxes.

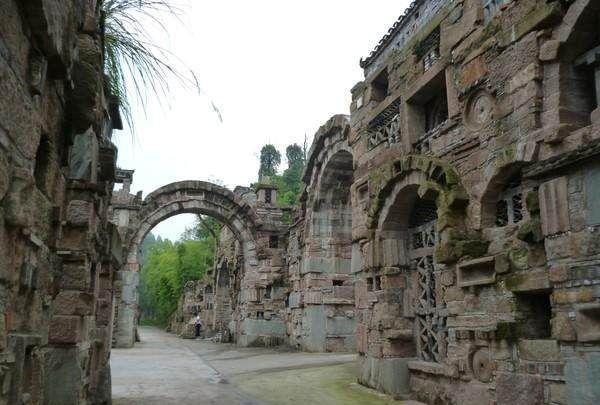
[49,315,81,344]
[54,291,94,316]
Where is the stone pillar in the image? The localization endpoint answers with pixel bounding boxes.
[113,270,139,348]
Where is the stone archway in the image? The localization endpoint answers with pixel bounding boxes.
[112,181,261,348]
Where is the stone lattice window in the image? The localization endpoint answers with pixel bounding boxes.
[265,189,272,204]
[416,27,440,72]
[409,198,446,363]
[495,177,524,226]
[423,47,440,72]
[409,199,438,249]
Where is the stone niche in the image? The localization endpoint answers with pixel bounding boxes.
[457,256,496,287]
[574,303,600,342]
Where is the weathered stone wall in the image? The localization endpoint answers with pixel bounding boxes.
[348,0,600,403]
[168,280,214,338]
[285,115,357,352]
[0,1,121,403]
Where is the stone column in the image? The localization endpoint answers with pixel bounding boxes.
[113,270,139,348]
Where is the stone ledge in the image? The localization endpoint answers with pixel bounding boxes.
[407,360,458,378]
[457,255,496,287]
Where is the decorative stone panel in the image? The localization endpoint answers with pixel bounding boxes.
[539,177,570,236]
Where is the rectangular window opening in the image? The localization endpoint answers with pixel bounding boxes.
[333,280,344,287]
[269,235,279,249]
[424,83,448,133]
[374,276,382,291]
[371,69,389,103]
[367,277,374,292]
[514,291,552,339]
[257,311,264,320]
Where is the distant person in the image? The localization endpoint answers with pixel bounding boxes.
[194,315,202,338]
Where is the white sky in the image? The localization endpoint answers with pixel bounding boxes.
[115,0,410,241]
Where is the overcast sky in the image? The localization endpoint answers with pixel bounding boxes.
[115,0,410,241]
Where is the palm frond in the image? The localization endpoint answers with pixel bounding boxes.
[102,0,215,133]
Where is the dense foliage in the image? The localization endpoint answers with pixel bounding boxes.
[256,143,306,207]
[139,217,220,326]
[258,144,281,179]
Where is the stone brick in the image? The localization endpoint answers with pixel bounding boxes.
[506,269,550,293]
[48,315,81,344]
[66,200,94,226]
[496,372,543,405]
[517,339,561,362]
[549,264,569,283]
[565,353,600,405]
[460,56,488,89]
[552,288,595,305]
[551,312,576,342]
[53,291,94,316]
[59,261,92,290]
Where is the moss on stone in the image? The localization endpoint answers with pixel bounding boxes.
[525,191,540,214]
[435,242,457,264]
[508,248,529,271]
[504,272,528,291]
[517,217,543,244]
[495,322,517,341]
[455,239,490,259]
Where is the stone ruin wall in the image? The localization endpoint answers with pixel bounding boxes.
[226,185,290,347]
[111,181,292,348]
[3,0,593,404]
[0,1,122,404]
[168,280,212,339]
[347,0,600,403]
[285,115,358,352]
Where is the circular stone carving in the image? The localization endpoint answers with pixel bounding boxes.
[472,348,493,382]
[0,153,9,201]
[464,90,496,130]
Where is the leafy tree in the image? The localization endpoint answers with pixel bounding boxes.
[286,144,305,169]
[139,232,157,266]
[258,144,281,180]
[254,143,306,207]
[139,216,220,326]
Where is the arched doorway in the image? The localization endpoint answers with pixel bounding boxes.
[112,181,263,348]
